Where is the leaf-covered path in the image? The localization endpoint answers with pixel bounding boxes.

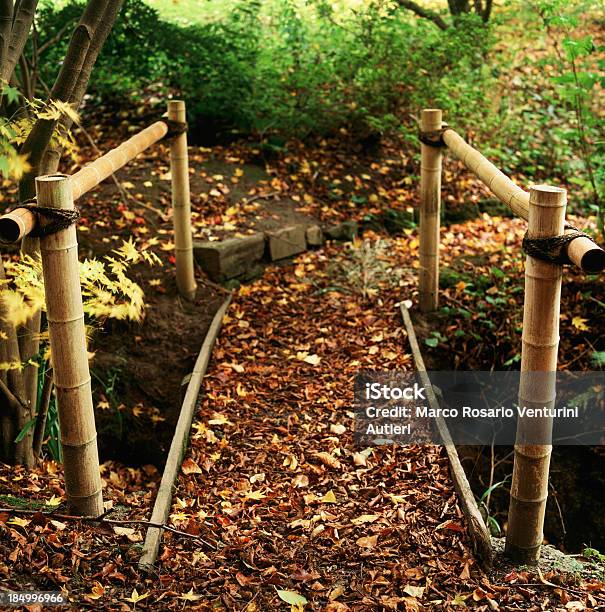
[162,242,484,610]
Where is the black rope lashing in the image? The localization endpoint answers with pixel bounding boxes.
[162,118,188,140]
[19,199,80,238]
[418,125,449,148]
[522,222,591,265]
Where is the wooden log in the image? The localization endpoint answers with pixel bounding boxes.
[442,129,605,272]
[0,121,169,244]
[400,303,493,568]
[139,295,232,571]
[505,185,565,564]
[36,174,103,517]
[419,109,443,312]
[168,100,197,301]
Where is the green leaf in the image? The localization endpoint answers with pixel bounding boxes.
[591,351,605,367]
[480,478,509,502]
[276,589,308,606]
[14,418,36,443]
[1,83,20,105]
[425,337,439,348]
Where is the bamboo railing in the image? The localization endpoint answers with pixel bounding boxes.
[418,115,605,311]
[442,129,605,274]
[0,101,196,515]
[0,121,168,242]
[417,109,605,565]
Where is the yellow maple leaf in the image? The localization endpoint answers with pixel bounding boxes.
[572,316,589,331]
[244,489,267,501]
[45,494,63,506]
[179,589,202,601]
[84,582,105,600]
[124,589,149,604]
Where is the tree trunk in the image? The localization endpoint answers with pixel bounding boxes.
[16,0,124,422]
[42,0,125,175]
[448,0,470,16]
[1,0,39,84]
[0,260,34,466]
[0,0,124,465]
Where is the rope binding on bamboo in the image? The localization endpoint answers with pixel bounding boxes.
[162,118,188,140]
[18,199,80,238]
[522,222,592,265]
[418,124,448,148]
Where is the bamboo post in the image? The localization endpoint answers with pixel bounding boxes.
[505,185,566,564]
[36,174,103,517]
[419,109,443,312]
[168,100,197,301]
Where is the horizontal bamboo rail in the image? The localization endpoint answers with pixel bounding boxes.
[442,128,605,273]
[0,121,169,243]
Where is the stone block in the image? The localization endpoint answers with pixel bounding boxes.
[267,225,306,261]
[305,225,323,247]
[194,233,265,282]
[324,220,358,241]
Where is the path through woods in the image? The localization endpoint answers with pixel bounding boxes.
[162,242,484,609]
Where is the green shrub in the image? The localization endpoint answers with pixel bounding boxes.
[33,0,497,143]
[35,0,260,140]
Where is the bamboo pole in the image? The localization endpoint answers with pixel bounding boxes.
[0,121,169,244]
[139,295,232,571]
[505,185,565,564]
[442,129,605,273]
[168,100,197,301]
[71,121,168,200]
[36,174,103,517]
[419,109,443,312]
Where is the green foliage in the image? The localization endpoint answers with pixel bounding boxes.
[36,0,260,139]
[584,547,605,564]
[0,82,30,180]
[483,1,604,223]
[35,0,493,141]
[249,2,494,140]
[1,239,159,459]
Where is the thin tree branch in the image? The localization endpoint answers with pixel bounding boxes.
[395,0,448,30]
[37,21,70,56]
[0,506,219,549]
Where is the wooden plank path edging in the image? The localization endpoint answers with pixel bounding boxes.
[139,294,232,571]
[400,303,494,569]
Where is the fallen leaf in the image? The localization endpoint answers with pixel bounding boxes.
[356,535,378,548]
[572,316,589,331]
[403,584,425,598]
[351,514,379,525]
[124,589,149,604]
[181,458,202,475]
[319,490,337,503]
[276,589,308,606]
